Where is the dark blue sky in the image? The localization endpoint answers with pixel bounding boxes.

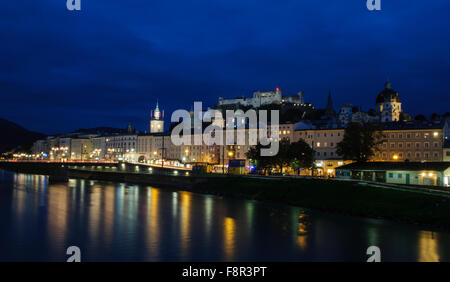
[1,1,449,134]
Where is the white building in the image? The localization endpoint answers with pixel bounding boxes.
[91,136,106,160]
[32,140,49,159]
[376,81,402,122]
[70,138,93,161]
[49,137,71,160]
[105,134,138,161]
[218,88,304,108]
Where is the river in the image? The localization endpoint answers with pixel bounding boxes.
[0,170,449,262]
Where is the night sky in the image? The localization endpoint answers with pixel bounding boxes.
[1,1,449,134]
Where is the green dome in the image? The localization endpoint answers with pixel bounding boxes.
[376,81,401,104]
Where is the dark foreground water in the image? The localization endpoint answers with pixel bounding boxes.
[0,170,450,262]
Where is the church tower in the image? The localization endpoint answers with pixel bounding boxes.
[325,90,336,118]
[150,101,164,133]
[376,81,402,122]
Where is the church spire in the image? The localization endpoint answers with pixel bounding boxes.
[153,100,161,120]
[385,77,391,89]
[325,90,336,118]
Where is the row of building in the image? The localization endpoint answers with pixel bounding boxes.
[31,82,450,179]
[31,118,450,173]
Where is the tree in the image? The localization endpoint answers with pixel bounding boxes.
[246,143,273,175]
[247,139,314,174]
[430,113,441,121]
[415,114,427,122]
[288,139,314,174]
[336,122,384,162]
[267,139,291,173]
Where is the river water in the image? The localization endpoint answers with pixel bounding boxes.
[0,170,449,262]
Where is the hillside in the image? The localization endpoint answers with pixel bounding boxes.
[0,118,46,153]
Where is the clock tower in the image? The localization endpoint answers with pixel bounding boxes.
[150,102,164,133]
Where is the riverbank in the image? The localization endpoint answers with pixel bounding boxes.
[189,176,450,229]
[2,162,450,229]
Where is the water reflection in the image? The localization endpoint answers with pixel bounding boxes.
[1,171,450,261]
[146,187,160,258]
[418,231,440,262]
[296,211,310,251]
[179,191,191,259]
[47,184,69,254]
[223,217,236,260]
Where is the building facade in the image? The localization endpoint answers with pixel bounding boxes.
[70,138,92,161]
[336,162,450,187]
[105,134,138,161]
[218,88,304,108]
[293,127,349,176]
[372,121,449,162]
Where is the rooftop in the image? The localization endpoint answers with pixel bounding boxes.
[336,161,450,172]
[381,120,445,130]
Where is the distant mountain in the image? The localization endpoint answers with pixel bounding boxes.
[72,126,131,135]
[0,118,46,153]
